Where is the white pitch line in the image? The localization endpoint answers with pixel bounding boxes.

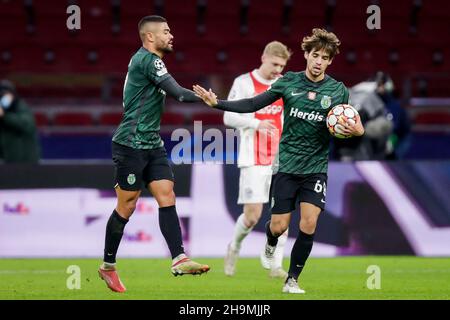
[0,270,65,274]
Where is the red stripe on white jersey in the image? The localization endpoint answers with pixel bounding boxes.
[249,72,283,166]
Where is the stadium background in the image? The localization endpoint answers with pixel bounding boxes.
[0,0,449,299]
[0,0,449,160]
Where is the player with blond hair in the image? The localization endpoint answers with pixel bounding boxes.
[223,41,292,279]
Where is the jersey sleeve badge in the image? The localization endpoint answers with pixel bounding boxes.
[154,58,168,77]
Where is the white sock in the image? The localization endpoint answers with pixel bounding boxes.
[273,229,288,269]
[102,262,116,270]
[172,253,188,265]
[230,213,253,252]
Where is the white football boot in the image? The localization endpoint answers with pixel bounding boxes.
[282,277,305,294]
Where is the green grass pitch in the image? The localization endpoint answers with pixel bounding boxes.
[0,257,449,300]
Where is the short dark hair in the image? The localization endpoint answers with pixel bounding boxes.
[138,15,167,32]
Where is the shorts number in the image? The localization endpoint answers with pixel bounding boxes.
[314,180,327,196]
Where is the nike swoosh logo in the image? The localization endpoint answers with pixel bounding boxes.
[107,253,113,256]
[291,91,306,96]
[321,199,326,203]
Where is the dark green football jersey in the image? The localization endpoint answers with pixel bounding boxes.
[269,71,349,174]
[112,47,170,149]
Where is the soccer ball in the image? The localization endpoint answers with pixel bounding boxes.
[326,104,359,139]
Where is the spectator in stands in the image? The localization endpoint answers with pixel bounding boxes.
[0,80,40,163]
[376,73,412,159]
[332,71,394,160]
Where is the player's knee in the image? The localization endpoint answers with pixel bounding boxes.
[117,199,137,217]
[246,215,259,227]
[126,201,137,212]
[270,220,289,237]
[156,189,176,206]
[245,208,262,227]
[300,217,318,233]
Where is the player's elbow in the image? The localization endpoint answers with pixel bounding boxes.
[223,113,232,126]
[223,111,244,128]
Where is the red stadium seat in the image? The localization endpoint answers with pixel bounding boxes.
[247,16,284,43]
[0,15,28,43]
[77,0,112,12]
[416,18,450,45]
[414,112,450,125]
[178,43,220,74]
[99,112,123,126]
[0,0,448,103]
[75,16,115,42]
[422,79,450,97]
[161,112,185,125]
[288,16,322,43]
[114,19,141,43]
[207,0,241,17]
[120,0,156,17]
[89,43,134,73]
[224,40,267,74]
[192,111,224,125]
[374,17,414,45]
[421,0,449,19]
[53,112,93,126]
[32,0,72,18]
[291,0,326,18]
[370,0,412,18]
[0,0,24,15]
[248,0,284,17]
[32,14,75,43]
[203,15,242,45]
[33,112,49,127]
[334,0,373,18]
[331,16,377,44]
[165,0,198,18]
[167,16,200,44]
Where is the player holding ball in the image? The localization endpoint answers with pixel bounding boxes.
[194,28,364,294]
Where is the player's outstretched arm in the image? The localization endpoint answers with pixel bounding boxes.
[192,85,218,106]
[193,84,280,113]
[158,75,202,103]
